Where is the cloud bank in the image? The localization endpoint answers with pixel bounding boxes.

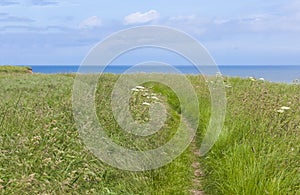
[79,16,102,29]
[0,0,19,6]
[0,15,35,23]
[31,0,59,6]
[124,10,160,25]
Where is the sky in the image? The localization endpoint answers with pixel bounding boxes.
[0,0,300,65]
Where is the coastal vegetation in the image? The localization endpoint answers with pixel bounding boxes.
[0,73,299,194]
[0,65,32,74]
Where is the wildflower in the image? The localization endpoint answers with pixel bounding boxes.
[276,109,284,113]
[142,102,150,106]
[31,135,41,141]
[135,86,145,89]
[249,76,256,81]
[131,88,139,92]
[151,96,160,100]
[258,78,265,81]
[216,72,222,77]
[280,106,290,110]
[292,79,299,84]
[225,84,232,88]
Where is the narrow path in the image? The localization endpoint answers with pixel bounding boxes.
[180,117,205,194]
[189,138,205,195]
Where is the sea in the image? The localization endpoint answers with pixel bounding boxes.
[29,65,300,84]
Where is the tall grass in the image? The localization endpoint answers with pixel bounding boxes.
[0,73,193,194]
[197,77,300,194]
[0,73,299,194]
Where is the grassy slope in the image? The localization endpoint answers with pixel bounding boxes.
[0,66,32,74]
[0,73,299,194]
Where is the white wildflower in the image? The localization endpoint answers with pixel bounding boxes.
[142,102,150,106]
[131,88,139,92]
[292,79,299,84]
[135,86,145,89]
[280,106,290,110]
[248,76,256,81]
[216,72,222,77]
[225,84,232,88]
[276,109,284,113]
[258,78,265,81]
[151,96,160,100]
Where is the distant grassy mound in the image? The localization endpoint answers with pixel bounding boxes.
[0,65,32,73]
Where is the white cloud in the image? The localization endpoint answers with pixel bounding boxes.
[0,0,19,6]
[213,19,231,25]
[169,15,196,22]
[165,15,209,35]
[31,0,59,6]
[284,0,300,11]
[79,16,102,29]
[124,10,160,25]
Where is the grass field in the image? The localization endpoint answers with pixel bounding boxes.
[0,72,299,194]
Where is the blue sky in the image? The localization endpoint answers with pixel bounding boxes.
[0,0,300,65]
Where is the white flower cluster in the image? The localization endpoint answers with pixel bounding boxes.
[131,85,145,92]
[248,77,265,82]
[292,79,299,85]
[276,106,291,113]
[131,85,160,106]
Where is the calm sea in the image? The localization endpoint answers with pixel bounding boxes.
[30,65,300,83]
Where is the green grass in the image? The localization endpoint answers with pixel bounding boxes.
[0,65,32,74]
[0,73,193,194]
[0,73,299,194]
[197,77,300,194]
